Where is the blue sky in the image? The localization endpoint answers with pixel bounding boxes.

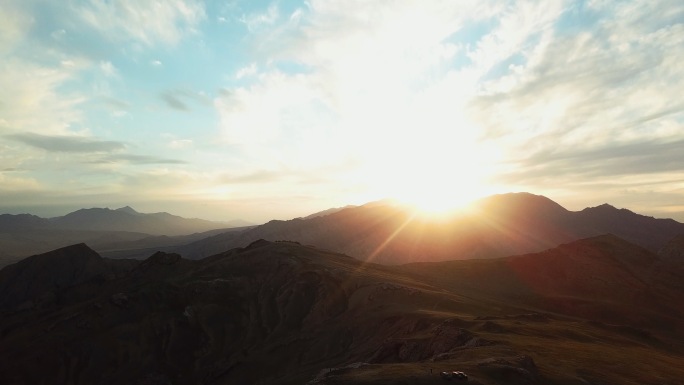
[1,0,683,223]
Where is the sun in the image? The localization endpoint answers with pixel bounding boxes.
[356,124,502,218]
[392,176,489,218]
[355,148,497,219]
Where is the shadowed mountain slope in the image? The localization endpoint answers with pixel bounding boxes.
[408,234,684,328]
[0,244,136,311]
[1,237,683,384]
[176,193,684,264]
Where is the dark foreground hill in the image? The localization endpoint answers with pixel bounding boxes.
[175,193,684,264]
[1,236,683,384]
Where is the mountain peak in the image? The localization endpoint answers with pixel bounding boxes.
[474,192,569,217]
[115,206,139,215]
[0,243,106,311]
[595,203,617,210]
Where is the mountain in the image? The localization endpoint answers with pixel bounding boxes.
[409,234,684,327]
[0,207,248,266]
[0,213,49,231]
[175,193,684,264]
[50,207,228,236]
[0,244,136,311]
[302,204,358,219]
[1,237,683,384]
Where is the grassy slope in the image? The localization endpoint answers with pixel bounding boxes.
[318,236,684,385]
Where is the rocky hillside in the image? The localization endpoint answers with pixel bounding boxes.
[1,237,683,384]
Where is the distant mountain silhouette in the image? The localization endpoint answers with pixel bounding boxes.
[0,207,250,266]
[176,193,684,264]
[1,237,683,384]
[115,205,141,216]
[50,207,228,235]
[0,213,49,231]
[302,204,358,219]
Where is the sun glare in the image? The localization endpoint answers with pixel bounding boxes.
[394,181,488,218]
[372,125,500,218]
[358,145,499,219]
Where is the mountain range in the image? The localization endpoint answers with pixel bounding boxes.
[171,193,684,264]
[0,206,249,235]
[1,234,683,384]
[0,206,252,267]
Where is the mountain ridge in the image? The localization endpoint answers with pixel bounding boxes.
[0,207,253,265]
[175,193,684,264]
[1,235,683,384]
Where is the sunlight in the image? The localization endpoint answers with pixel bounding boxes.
[354,115,502,219]
[391,170,495,219]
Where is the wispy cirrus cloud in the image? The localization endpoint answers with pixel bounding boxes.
[95,154,187,165]
[78,0,206,46]
[161,89,211,111]
[501,138,684,185]
[7,133,126,153]
[239,4,280,32]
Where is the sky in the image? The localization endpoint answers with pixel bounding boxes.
[1,0,683,223]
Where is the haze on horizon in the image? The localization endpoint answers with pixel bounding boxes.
[1,0,683,223]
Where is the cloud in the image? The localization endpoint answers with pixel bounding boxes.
[208,0,684,218]
[7,133,126,153]
[222,170,282,184]
[161,89,211,111]
[239,4,280,32]
[0,59,85,136]
[78,0,206,46]
[468,0,684,147]
[101,96,130,110]
[0,172,41,192]
[235,63,258,79]
[99,61,118,77]
[501,138,684,184]
[213,1,507,185]
[95,154,186,165]
[168,139,193,149]
[161,92,190,111]
[0,2,32,53]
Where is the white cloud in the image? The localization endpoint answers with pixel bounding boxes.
[99,61,118,77]
[235,63,258,79]
[0,172,42,192]
[0,3,32,53]
[169,139,193,149]
[78,0,206,46]
[215,1,509,197]
[211,0,684,213]
[239,4,279,32]
[469,0,684,150]
[0,59,85,136]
